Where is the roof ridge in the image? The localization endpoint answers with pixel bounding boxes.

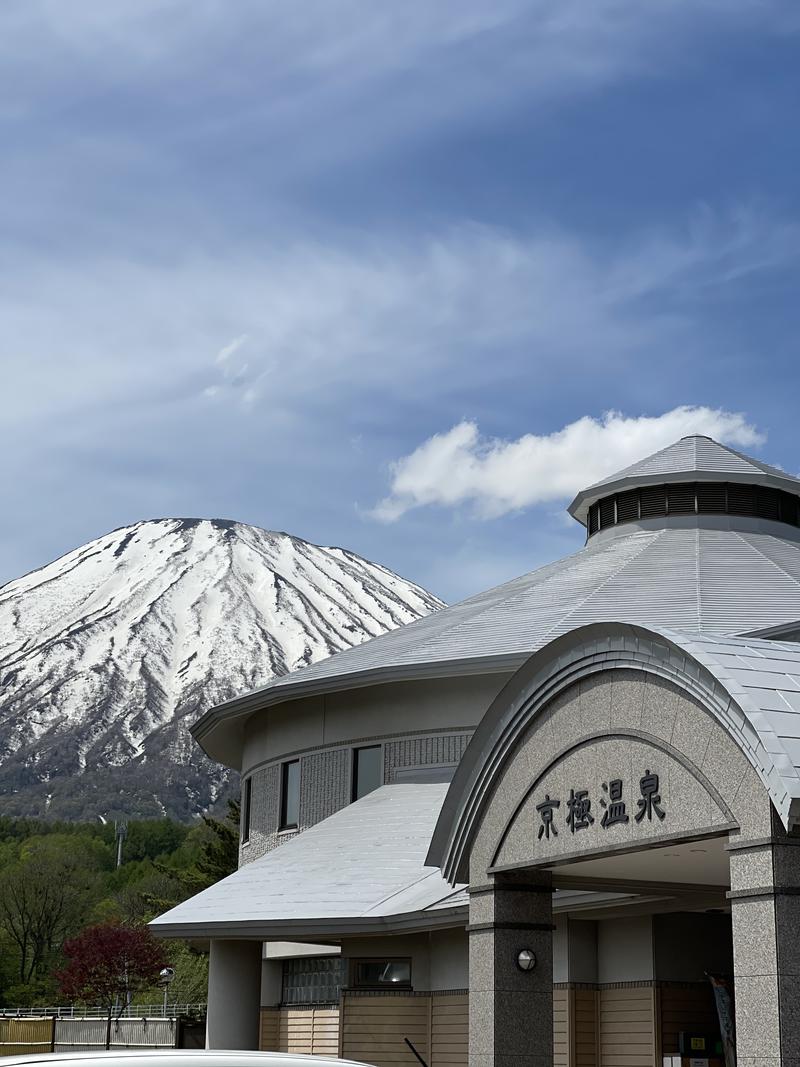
[535,528,665,640]
[731,529,800,595]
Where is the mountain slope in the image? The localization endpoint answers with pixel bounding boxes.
[0,518,443,820]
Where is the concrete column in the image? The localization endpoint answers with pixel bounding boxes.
[206,939,263,1050]
[468,870,554,1067]
[729,824,800,1067]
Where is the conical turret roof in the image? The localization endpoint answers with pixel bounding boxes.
[569,435,800,525]
[193,436,800,762]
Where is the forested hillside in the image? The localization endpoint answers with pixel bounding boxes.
[0,807,238,1007]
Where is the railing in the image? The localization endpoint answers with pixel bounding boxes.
[0,1004,206,1019]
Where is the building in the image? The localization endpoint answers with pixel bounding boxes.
[152,435,800,1067]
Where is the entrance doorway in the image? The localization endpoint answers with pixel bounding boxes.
[548,834,733,1067]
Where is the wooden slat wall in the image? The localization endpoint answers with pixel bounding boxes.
[260,1006,339,1054]
[659,984,718,1055]
[309,1007,339,1055]
[599,986,656,1067]
[260,1009,280,1051]
[574,988,599,1067]
[430,993,468,1067]
[340,994,430,1067]
[554,987,570,1067]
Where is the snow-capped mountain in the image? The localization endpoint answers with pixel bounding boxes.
[0,518,443,821]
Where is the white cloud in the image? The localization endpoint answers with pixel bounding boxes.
[371,407,766,521]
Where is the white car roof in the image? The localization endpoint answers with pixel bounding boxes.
[0,1052,371,1067]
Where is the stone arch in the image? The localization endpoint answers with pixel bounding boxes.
[428,623,791,885]
[468,668,767,885]
[489,721,738,874]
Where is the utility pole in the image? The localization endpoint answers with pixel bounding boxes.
[114,822,128,868]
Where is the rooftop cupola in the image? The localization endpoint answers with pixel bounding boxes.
[569,434,800,538]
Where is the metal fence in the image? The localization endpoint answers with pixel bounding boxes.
[0,1003,205,1019]
[54,1016,177,1051]
[0,1016,184,1056]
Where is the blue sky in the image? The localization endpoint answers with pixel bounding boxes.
[2,1,800,602]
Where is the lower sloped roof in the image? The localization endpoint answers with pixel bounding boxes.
[150,782,466,940]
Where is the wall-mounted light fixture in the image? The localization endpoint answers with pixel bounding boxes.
[516,949,536,972]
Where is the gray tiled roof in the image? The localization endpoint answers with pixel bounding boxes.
[587,436,789,490]
[427,623,800,882]
[150,783,464,938]
[194,524,800,750]
[149,781,631,936]
[157,628,800,937]
[661,628,800,818]
[568,436,799,524]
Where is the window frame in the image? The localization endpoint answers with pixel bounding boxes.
[279,758,301,831]
[350,743,383,803]
[348,956,412,991]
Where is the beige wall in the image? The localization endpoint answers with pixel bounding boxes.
[554,987,569,1067]
[598,985,658,1067]
[340,993,430,1067]
[339,992,468,1067]
[258,992,460,1065]
[240,672,510,775]
[259,971,718,1067]
[259,1005,339,1055]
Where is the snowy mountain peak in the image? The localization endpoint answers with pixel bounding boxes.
[0,519,443,820]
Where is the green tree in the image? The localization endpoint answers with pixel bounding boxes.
[165,941,209,1005]
[0,835,104,985]
[195,798,240,884]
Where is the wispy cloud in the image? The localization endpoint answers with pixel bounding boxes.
[371,407,765,521]
[215,335,249,366]
[0,0,792,218]
[2,206,795,431]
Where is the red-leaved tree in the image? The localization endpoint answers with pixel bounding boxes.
[57,923,167,1049]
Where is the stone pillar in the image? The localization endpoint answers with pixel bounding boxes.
[729,825,800,1067]
[468,870,554,1067]
[206,939,263,1050]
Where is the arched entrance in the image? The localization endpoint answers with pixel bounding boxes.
[429,624,800,1067]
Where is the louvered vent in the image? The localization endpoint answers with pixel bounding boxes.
[588,504,599,535]
[599,498,616,527]
[640,486,667,518]
[756,488,779,520]
[587,480,800,537]
[780,493,799,526]
[615,490,640,523]
[697,484,727,512]
[728,485,755,514]
[666,484,696,515]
